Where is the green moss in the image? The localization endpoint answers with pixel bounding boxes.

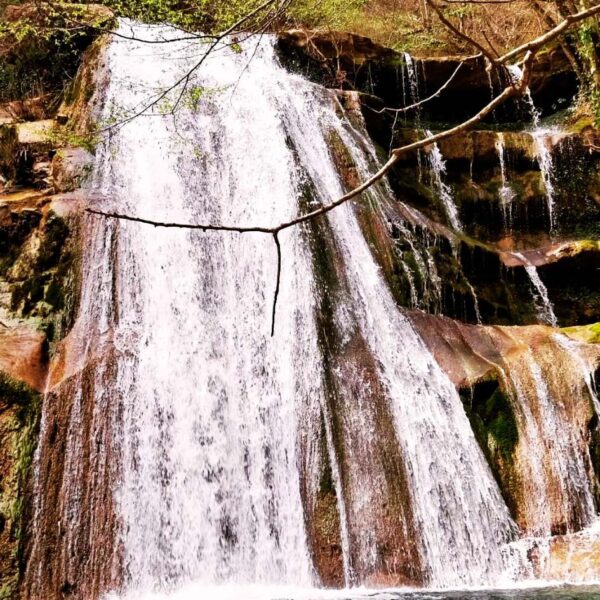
[0,372,42,579]
[568,114,595,134]
[562,322,600,344]
[0,372,36,408]
[44,278,64,310]
[461,378,519,462]
[36,213,70,271]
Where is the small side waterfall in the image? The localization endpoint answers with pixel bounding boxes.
[512,252,558,326]
[507,65,558,231]
[532,131,558,230]
[495,133,515,230]
[425,130,462,231]
[494,331,598,541]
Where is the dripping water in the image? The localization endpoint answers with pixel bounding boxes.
[496,133,516,231]
[512,252,558,327]
[507,65,558,231]
[425,130,462,231]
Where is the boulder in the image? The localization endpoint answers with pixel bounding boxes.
[51,147,93,193]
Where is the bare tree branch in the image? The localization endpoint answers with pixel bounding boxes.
[271,233,282,336]
[372,61,465,115]
[496,2,600,64]
[425,0,496,62]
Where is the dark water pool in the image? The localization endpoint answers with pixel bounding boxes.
[333,587,600,600]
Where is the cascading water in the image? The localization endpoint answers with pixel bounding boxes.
[425,130,462,231]
[23,22,527,598]
[24,21,600,600]
[507,65,558,231]
[402,53,425,179]
[512,252,558,327]
[403,53,420,111]
[496,133,515,230]
[504,345,596,534]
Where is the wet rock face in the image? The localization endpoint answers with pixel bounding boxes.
[0,193,80,343]
[0,34,92,590]
[51,147,94,193]
[356,124,600,327]
[412,313,600,536]
[0,189,81,597]
[0,330,46,598]
[276,30,577,122]
[22,351,122,600]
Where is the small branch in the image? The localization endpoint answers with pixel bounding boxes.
[425,0,495,62]
[85,208,274,234]
[496,3,600,64]
[390,83,517,156]
[372,61,465,115]
[271,232,282,336]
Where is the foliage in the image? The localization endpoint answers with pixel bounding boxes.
[100,0,270,32]
[576,21,600,126]
[0,4,113,102]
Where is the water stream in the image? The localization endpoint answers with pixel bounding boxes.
[512,252,558,327]
[496,133,516,230]
[507,66,558,231]
[424,129,462,231]
[24,22,600,600]
[76,23,514,594]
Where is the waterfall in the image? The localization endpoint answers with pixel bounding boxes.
[498,332,598,538]
[495,133,515,231]
[32,20,600,599]
[300,118,516,588]
[402,53,424,178]
[403,53,420,108]
[20,22,530,597]
[507,65,558,231]
[425,130,463,231]
[512,252,558,327]
[532,130,559,231]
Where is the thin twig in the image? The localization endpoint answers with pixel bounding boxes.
[425,0,495,62]
[372,62,465,114]
[271,233,282,336]
[496,3,600,64]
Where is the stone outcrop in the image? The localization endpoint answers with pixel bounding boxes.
[411,312,600,535]
[277,30,577,122]
[0,11,104,585]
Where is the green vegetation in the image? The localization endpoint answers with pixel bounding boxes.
[562,321,600,344]
[0,372,42,593]
[576,20,600,125]
[461,379,519,463]
[0,3,115,103]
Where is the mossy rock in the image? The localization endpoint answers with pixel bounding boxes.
[460,378,519,463]
[0,371,42,596]
[562,322,600,344]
